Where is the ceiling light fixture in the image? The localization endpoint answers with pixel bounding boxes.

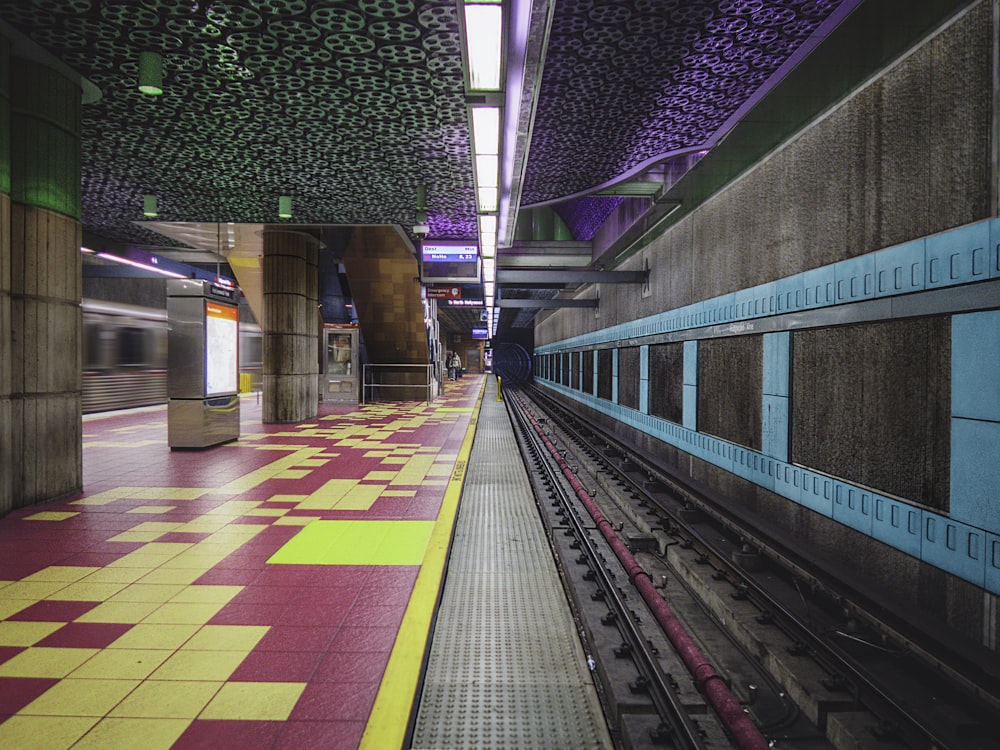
[464,3,503,91]
[278,195,292,219]
[137,51,163,96]
[142,194,158,218]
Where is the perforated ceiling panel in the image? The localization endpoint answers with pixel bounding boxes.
[0,0,862,255]
[0,0,476,246]
[520,0,860,206]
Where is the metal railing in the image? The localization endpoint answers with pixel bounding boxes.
[362,363,436,405]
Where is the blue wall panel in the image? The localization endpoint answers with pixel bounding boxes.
[992,218,1000,279]
[987,534,1000,595]
[833,481,873,534]
[952,310,1000,422]
[835,253,876,304]
[875,238,925,296]
[950,418,1000,531]
[925,220,991,288]
[639,345,649,414]
[763,332,791,397]
[798,469,836,516]
[612,348,619,404]
[922,515,986,587]
[762,394,790,462]
[802,265,836,308]
[872,495,922,558]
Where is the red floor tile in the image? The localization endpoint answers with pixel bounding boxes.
[312,650,389,685]
[254,625,340,653]
[173,720,284,749]
[7,600,100,622]
[35,622,133,649]
[288,681,379,722]
[0,677,59,714]
[229,649,324,682]
[327,625,399,654]
[208,603,288,626]
[0,647,25,667]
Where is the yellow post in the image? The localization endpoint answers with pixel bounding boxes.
[496,376,503,401]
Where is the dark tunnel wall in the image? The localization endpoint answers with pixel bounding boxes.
[534,3,996,642]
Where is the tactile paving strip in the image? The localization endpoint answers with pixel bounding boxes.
[412,379,612,749]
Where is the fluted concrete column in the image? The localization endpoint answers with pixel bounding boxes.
[0,38,9,514]
[5,58,82,512]
[262,228,319,423]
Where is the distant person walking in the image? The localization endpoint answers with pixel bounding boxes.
[449,351,461,380]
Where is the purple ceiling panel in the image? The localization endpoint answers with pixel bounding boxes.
[522,0,861,206]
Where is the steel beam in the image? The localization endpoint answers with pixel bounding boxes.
[497,298,598,309]
[497,269,646,285]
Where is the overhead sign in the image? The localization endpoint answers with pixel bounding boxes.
[426,286,462,300]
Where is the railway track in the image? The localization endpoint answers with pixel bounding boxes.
[505,384,1000,750]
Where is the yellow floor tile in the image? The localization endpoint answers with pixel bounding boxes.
[141,601,227,625]
[108,583,187,603]
[168,585,243,604]
[207,500,262,515]
[107,531,165,543]
[19,678,139,716]
[379,457,411,465]
[245,508,289,517]
[267,520,434,565]
[276,469,310,479]
[295,459,329,467]
[156,554,228,571]
[149,649,247,681]
[273,515,319,526]
[75,600,162,624]
[364,470,397,480]
[46,581,129,601]
[107,623,200,651]
[263,494,309,503]
[23,511,79,521]
[69,648,171,680]
[380,490,416,497]
[362,450,392,458]
[182,625,269,651]
[199,681,306,721]
[0,647,100,678]
[107,552,179,570]
[0,715,98,750]
[108,679,223,718]
[136,568,204,586]
[2,580,71,599]
[141,542,195,554]
[77,567,149,585]
[174,518,230,534]
[126,506,176,514]
[0,621,64,647]
[70,717,192,750]
[0,598,33,621]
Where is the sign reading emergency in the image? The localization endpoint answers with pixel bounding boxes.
[427,286,462,300]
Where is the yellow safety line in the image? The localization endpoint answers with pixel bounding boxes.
[359,378,486,750]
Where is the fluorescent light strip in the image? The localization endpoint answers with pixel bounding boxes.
[471,107,500,155]
[464,4,503,91]
[96,252,187,279]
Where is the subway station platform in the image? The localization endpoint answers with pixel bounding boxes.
[0,377,484,749]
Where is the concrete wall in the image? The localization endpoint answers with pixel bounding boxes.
[535,3,996,642]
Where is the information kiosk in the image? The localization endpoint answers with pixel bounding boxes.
[167,279,241,448]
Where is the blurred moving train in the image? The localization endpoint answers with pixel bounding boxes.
[82,299,262,414]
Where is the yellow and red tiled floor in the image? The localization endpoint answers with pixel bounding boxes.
[0,376,483,749]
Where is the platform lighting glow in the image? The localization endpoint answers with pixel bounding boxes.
[479,214,497,235]
[484,281,495,297]
[471,107,500,155]
[482,257,496,281]
[278,195,292,219]
[138,51,163,96]
[464,4,503,91]
[143,194,158,218]
[96,252,186,279]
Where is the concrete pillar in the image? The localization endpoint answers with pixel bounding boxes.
[0,38,9,514]
[4,57,82,512]
[262,228,319,423]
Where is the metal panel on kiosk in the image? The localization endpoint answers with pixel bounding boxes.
[321,325,359,404]
[167,279,241,448]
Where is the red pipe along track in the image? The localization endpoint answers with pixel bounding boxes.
[516,394,770,750]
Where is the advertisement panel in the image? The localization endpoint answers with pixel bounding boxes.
[205,301,238,396]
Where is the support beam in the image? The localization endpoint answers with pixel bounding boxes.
[498,298,598,309]
[497,269,646,286]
